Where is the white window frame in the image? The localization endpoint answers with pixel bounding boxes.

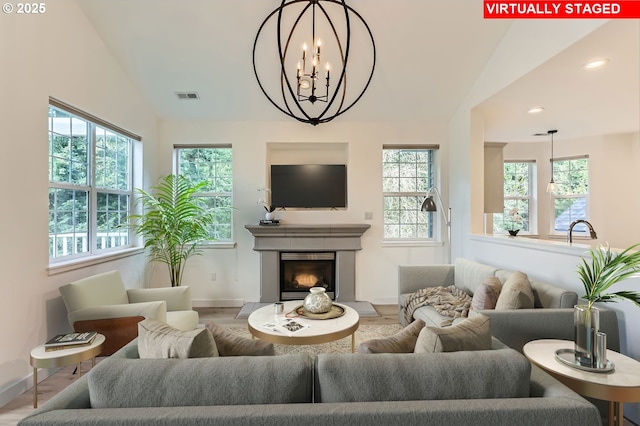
[174,145,234,245]
[48,99,138,264]
[550,156,589,236]
[382,145,439,241]
[493,161,536,235]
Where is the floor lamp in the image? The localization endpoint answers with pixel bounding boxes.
[421,186,452,263]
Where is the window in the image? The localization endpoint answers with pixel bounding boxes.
[382,146,437,240]
[493,161,535,234]
[551,156,589,233]
[49,100,137,261]
[176,146,233,241]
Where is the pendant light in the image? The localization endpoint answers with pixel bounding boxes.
[546,130,558,193]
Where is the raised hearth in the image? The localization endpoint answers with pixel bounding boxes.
[245,224,370,302]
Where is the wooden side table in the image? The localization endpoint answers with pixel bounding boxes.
[523,339,640,426]
[30,333,105,408]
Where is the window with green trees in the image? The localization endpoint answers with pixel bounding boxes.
[176,146,233,241]
[49,103,134,260]
[493,162,534,234]
[382,146,436,240]
[551,157,589,233]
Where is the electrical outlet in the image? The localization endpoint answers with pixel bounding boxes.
[364,212,373,220]
[210,272,217,281]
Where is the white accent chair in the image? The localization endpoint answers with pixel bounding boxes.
[59,270,199,355]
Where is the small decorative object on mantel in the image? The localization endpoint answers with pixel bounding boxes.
[507,208,523,236]
[574,243,640,368]
[259,219,280,226]
[264,204,277,221]
[303,287,333,314]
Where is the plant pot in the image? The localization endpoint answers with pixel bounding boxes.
[508,230,519,236]
[265,212,275,221]
[303,287,332,314]
[574,304,600,367]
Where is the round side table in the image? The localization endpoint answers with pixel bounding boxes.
[523,339,640,426]
[30,333,105,408]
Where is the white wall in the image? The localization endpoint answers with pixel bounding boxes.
[502,132,640,247]
[0,1,157,405]
[450,19,640,423]
[158,119,450,306]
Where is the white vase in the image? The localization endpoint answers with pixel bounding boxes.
[303,287,332,314]
[265,211,275,221]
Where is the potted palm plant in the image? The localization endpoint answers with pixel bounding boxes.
[574,243,640,365]
[127,174,216,287]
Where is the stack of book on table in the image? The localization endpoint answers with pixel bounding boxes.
[44,331,98,351]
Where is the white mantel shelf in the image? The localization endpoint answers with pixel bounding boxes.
[245,223,371,238]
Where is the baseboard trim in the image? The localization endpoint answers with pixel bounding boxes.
[192,299,244,308]
[0,367,60,409]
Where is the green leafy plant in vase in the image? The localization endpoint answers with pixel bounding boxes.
[574,243,640,366]
[126,174,217,287]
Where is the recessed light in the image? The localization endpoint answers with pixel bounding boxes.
[527,107,544,114]
[583,58,609,70]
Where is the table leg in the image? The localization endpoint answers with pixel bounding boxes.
[77,362,82,377]
[33,367,37,409]
[609,401,614,426]
[91,357,96,368]
[351,333,355,353]
[616,402,623,426]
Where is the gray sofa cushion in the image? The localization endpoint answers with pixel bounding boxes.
[88,354,313,407]
[315,348,530,403]
[454,258,499,295]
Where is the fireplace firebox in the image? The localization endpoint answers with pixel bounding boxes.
[280,252,335,300]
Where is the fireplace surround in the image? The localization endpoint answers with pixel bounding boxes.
[245,224,370,302]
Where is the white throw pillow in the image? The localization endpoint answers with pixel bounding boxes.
[495,271,535,310]
[138,318,218,359]
[414,314,491,353]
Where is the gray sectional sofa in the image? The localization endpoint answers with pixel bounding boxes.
[19,338,602,426]
[399,258,620,352]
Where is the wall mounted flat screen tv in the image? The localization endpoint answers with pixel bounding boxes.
[270,164,347,208]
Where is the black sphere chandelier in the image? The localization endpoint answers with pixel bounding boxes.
[253,0,376,126]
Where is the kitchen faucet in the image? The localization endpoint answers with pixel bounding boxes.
[568,220,598,243]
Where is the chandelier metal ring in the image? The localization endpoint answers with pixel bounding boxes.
[253,0,376,126]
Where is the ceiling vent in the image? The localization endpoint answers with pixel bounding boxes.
[175,91,200,100]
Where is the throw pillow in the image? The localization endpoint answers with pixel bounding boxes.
[205,322,275,356]
[471,276,502,311]
[495,271,535,310]
[357,319,425,353]
[413,314,491,353]
[137,318,218,359]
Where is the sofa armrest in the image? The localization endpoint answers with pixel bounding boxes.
[474,308,619,353]
[67,301,167,325]
[529,280,578,308]
[127,286,193,311]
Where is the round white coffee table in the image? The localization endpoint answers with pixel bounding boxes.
[30,333,105,408]
[247,301,360,352]
[523,339,640,426]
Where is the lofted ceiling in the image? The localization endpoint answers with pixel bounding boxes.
[77,1,639,142]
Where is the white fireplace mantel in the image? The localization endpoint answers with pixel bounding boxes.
[245,224,371,302]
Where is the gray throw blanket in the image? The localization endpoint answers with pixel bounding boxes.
[402,285,472,327]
